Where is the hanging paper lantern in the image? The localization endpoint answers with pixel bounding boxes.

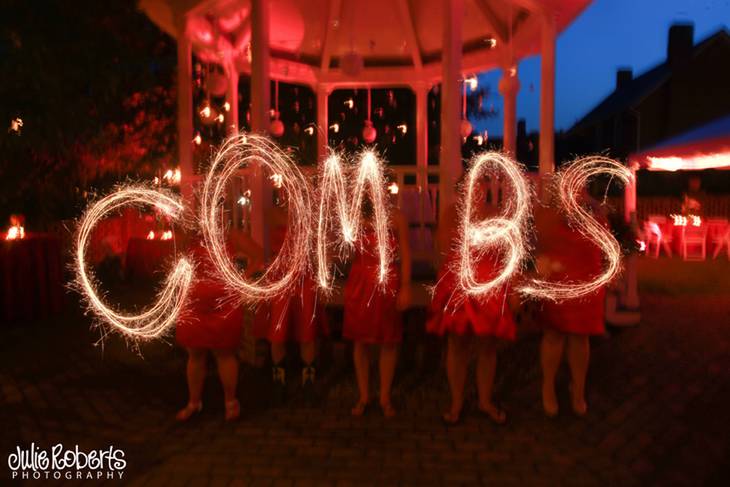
[199,103,219,126]
[460,119,473,138]
[362,120,377,144]
[270,118,285,137]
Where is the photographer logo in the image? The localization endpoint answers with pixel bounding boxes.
[8,443,126,481]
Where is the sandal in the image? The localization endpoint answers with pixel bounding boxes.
[175,402,202,422]
[478,403,507,425]
[442,410,461,426]
[225,399,241,422]
[542,386,559,418]
[569,383,587,417]
[380,402,396,419]
[351,400,370,417]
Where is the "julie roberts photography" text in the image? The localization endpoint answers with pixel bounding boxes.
[7,443,126,480]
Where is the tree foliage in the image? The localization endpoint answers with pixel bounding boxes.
[0,0,176,225]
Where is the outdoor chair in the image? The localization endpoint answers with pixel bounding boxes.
[707,219,730,259]
[681,224,708,261]
[644,220,672,258]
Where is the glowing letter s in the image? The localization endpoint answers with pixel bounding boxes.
[519,156,633,301]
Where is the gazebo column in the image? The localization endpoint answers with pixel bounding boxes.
[415,81,429,249]
[439,0,464,221]
[415,82,429,190]
[226,67,241,229]
[250,0,272,259]
[624,164,640,310]
[539,13,556,175]
[226,67,239,135]
[176,31,194,201]
[499,65,520,157]
[317,86,330,161]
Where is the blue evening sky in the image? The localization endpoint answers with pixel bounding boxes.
[473,0,730,137]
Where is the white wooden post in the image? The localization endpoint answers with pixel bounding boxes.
[317,86,330,161]
[439,0,464,221]
[176,26,194,201]
[250,0,272,260]
[539,13,556,176]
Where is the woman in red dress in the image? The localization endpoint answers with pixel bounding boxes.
[344,198,411,418]
[175,233,262,422]
[427,197,516,425]
[252,201,328,401]
[534,199,607,417]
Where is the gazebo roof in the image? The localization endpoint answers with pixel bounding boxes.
[140,0,590,86]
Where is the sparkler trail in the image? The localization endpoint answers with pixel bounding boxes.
[199,134,313,302]
[456,152,531,298]
[518,156,633,301]
[315,150,393,291]
[74,187,193,339]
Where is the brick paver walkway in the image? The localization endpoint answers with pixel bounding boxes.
[2,260,729,485]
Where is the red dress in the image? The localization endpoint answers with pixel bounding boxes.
[252,225,328,343]
[343,230,402,344]
[427,252,516,340]
[539,217,606,336]
[176,245,243,350]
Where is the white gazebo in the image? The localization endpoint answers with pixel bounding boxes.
[140,0,590,252]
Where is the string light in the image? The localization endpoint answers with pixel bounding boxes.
[199,134,313,303]
[315,151,392,291]
[5,225,25,240]
[455,152,531,299]
[73,187,193,340]
[518,156,633,301]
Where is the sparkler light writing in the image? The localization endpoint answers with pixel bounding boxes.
[455,152,531,298]
[199,134,313,302]
[518,156,633,301]
[315,150,393,291]
[74,187,193,339]
[73,132,634,346]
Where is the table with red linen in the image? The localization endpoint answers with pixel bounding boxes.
[0,233,63,323]
[125,238,176,279]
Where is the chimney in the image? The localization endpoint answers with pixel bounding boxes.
[667,23,694,66]
[517,119,526,138]
[615,68,633,90]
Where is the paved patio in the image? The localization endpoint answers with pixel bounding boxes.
[1,259,729,485]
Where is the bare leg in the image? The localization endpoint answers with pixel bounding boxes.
[566,334,590,416]
[476,337,506,423]
[540,329,566,416]
[379,344,399,417]
[300,341,316,365]
[445,335,469,423]
[271,342,286,364]
[213,349,240,420]
[213,350,239,403]
[352,342,370,415]
[176,348,206,421]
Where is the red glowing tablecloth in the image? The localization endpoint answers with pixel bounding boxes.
[125,238,176,279]
[0,233,63,323]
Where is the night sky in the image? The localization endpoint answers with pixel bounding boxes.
[474,0,730,137]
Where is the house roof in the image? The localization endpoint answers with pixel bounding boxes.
[569,28,730,133]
